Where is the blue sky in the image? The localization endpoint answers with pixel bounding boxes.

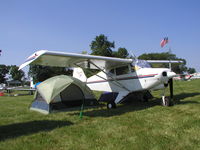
[0,0,200,73]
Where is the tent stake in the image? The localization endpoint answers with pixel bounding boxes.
[79,99,85,119]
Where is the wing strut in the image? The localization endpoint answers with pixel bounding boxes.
[88,61,131,92]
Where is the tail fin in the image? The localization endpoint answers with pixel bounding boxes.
[73,68,87,82]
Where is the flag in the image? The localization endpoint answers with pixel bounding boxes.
[160,37,168,47]
[0,50,2,56]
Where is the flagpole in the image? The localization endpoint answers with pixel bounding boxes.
[161,37,171,70]
[168,47,172,53]
[168,46,172,70]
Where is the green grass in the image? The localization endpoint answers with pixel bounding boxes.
[0,80,200,150]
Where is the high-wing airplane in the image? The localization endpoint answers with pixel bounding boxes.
[19,50,183,108]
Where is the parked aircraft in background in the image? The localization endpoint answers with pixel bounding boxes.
[174,74,193,81]
[190,73,200,80]
[19,50,182,108]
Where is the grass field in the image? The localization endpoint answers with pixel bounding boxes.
[0,79,200,150]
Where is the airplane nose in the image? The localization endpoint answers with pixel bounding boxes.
[162,71,176,78]
[167,71,176,78]
[162,71,167,77]
[160,71,176,84]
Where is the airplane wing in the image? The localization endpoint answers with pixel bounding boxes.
[146,60,183,64]
[19,50,133,70]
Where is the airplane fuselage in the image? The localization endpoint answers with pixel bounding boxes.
[86,67,174,93]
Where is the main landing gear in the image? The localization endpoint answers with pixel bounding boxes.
[107,101,116,109]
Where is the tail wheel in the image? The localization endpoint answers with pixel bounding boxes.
[107,101,116,109]
[162,96,169,106]
[162,96,173,106]
[161,78,174,107]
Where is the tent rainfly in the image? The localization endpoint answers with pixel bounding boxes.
[30,75,97,114]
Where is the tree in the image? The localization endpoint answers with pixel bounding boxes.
[28,65,72,82]
[138,52,187,74]
[113,47,129,58]
[0,64,9,83]
[9,65,25,81]
[87,35,130,77]
[81,51,88,54]
[138,52,178,60]
[90,34,115,57]
[187,67,196,74]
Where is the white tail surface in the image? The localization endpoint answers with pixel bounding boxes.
[73,68,87,82]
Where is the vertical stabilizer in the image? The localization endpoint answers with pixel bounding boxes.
[73,68,87,82]
[30,77,35,89]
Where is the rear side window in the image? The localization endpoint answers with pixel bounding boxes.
[116,66,129,75]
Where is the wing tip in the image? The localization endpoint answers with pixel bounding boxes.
[19,50,48,70]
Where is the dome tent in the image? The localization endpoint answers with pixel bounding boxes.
[30,75,97,114]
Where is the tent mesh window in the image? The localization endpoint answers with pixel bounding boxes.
[31,92,50,113]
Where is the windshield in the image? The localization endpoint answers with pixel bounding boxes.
[133,60,151,68]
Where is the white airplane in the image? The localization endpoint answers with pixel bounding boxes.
[19,50,182,108]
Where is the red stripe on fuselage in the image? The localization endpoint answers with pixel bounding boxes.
[87,74,158,84]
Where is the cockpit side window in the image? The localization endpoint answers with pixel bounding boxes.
[116,65,129,75]
[130,64,135,72]
[109,68,115,74]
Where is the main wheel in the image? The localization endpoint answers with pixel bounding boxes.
[142,95,149,102]
[107,101,116,109]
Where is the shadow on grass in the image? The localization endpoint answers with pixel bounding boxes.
[71,99,161,118]
[174,92,200,101]
[70,92,200,118]
[151,92,200,105]
[173,92,200,105]
[0,120,73,141]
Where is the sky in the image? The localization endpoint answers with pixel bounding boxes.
[0,0,200,74]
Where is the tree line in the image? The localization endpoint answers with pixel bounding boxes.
[0,65,25,83]
[0,34,196,84]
